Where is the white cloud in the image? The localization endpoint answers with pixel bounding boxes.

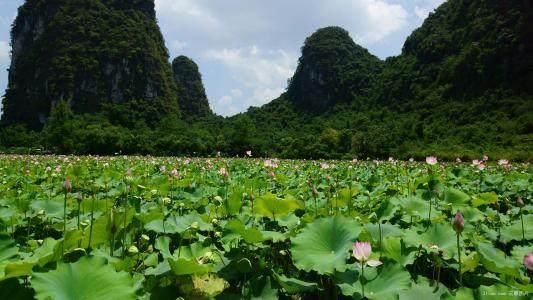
[205,46,297,116]
[169,40,188,51]
[0,40,10,65]
[413,0,446,20]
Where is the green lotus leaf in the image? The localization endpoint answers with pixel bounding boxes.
[0,234,18,262]
[253,193,303,219]
[443,287,475,300]
[381,237,416,267]
[290,216,362,274]
[476,242,521,277]
[444,188,470,209]
[222,219,265,244]
[471,192,498,208]
[32,256,136,300]
[399,278,448,300]
[364,223,402,244]
[499,215,533,243]
[31,200,64,218]
[272,271,318,294]
[167,257,212,276]
[403,224,457,258]
[397,196,429,220]
[145,211,211,234]
[364,263,411,300]
[337,263,411,300]
[155,236,172,258]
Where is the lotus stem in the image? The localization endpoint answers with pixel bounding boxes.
[520,207,525,242]
[361,262,365,298]
[456,233,462,286]
[62,191,67,256]
[88,194,96,250]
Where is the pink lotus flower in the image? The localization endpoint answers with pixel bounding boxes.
[483,155,489,161]
[477,163,486,171]
[246,150,252,157]
[456,158,462,163]
[170,169,179,177]
[219,167,229,178]
[472,160,481,166]
[426,156,438,165]
[498,159,509,166]
[524,253,533,271]
[453,211,465,234]
[352,242,382,267]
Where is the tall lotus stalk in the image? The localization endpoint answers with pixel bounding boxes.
[426,156,438,224]
[62,179,71,256]
[453,210,465,285]
[517,198,525,242]
[353,242,382,299]
[88,193,96,250]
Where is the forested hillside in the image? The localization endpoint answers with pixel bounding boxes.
[1,0,531,160]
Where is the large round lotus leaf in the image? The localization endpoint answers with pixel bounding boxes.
[290,216,362,274]
[403,224,457,258]
[337,263,411,300]
[399,278,448,300]
[253,193,303,219]
[32,256,136,300]
[476,242,521,277]
[443,188,470,209]
[499,215,533,243]
[363,264,411,300]
[0,234,18,262]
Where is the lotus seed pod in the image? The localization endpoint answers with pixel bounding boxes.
[128,245,139,254]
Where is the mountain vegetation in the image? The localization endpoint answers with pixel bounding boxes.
[0,0,531,160]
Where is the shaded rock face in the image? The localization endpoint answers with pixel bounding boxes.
[172,56,213,118]
[287,26,382,113]
[2,0,178,128]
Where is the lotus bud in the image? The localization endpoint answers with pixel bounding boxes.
[453,211,465,234]
[63,179,71,193]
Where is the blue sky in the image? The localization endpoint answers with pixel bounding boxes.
[0,0,445,116]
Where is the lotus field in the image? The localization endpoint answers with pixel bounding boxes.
[0,155,532,299]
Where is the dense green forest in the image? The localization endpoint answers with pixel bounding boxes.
[1,0,532,160]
